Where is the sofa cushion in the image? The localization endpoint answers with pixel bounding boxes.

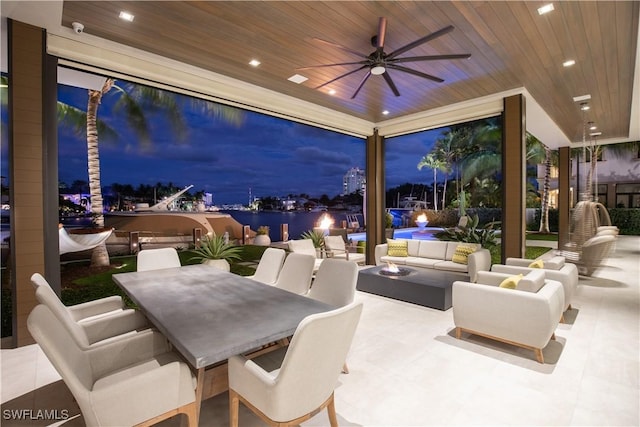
[528,259,544,269]
[544,256,565,270]
[380,255,408,265]
[517,270,546,293]
[452,244,478,265]
[433,260,469,274]
[387,239,408,257]
[418,241,449,260]
[406,257,443,269]
[499,274,523,289]
[406,239,421,257]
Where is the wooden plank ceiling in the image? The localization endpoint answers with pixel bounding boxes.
[61,1,638,143]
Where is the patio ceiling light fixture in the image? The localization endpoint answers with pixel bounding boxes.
[119,11,135,22]
[249,59,261,67]
[563,59,576,67]
[537,4,554,15]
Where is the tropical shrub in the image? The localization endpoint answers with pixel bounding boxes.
[189,235,242,262]
[435,214,498,249]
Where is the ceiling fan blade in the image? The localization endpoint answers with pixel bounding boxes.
[387,64,444,83]
[351,72,372,99]
[391,53,471,63]
[387,25,455,59]
[382,71,400,97]
[311,38,369,59]
[376,17,387,49]
[297,60,368,70]
[316,65,369,89]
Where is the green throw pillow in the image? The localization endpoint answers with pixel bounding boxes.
[387,239,408,257]
[499,274,523,289]
[452,244,477,265]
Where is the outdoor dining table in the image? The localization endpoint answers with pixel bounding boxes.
[112,263,333,421]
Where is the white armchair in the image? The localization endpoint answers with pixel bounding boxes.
[28,304,197,427]
[32,273,150,350]
[247,247,286,285]
[323,235,365,265]
[491,255,577,315]
[453,270,564,363]
[228,302,363,427]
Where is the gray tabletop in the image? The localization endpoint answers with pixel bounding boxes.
[113,264,333,368]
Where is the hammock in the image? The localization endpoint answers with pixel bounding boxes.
[59,226,113,255]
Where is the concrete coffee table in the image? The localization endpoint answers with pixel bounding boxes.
[357,265,469,310]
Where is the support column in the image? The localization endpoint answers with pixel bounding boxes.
[501,95,526,262]
[558,146,571,249]
[8,20,48,347]
[365,130,385,265]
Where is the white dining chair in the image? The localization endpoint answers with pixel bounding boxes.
[31,273,150,350]
[247,247,286,285]
[31,273,124,323]
[28,304,198,427]
[274,253,315,295]
[287,239,323,271]
[136,247,181,272]
[306,258,358,373]
[228,302,363,427]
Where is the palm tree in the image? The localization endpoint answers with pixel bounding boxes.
[433,127,471,209]
[525,134,555,233]
[417,153,446,211]
[59,76,243,266]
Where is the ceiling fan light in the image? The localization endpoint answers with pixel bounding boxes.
[370,66,386,75]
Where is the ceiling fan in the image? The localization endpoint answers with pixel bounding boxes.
[298,17,471,99]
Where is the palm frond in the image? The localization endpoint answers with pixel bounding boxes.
[57,102,118,141]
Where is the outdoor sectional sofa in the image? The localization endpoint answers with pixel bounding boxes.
[374,239,491,283]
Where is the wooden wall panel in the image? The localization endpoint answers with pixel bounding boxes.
[8,20,46,347]
[501,95,526,262]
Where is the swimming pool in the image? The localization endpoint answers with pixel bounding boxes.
[348,227,443,242]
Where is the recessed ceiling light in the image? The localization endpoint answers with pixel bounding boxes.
[382,110,390,116]
[573,94,591,102]
[119,11,135,22]
[249,59,261,67]
[328,89,336,95]
[287,74,308,84]
[588,122,597,130]
[563,59,575,67]
[580,103,590,111]
[537,3,554,15]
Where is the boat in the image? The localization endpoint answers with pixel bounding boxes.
[309,205,328,212]
[105,186,250,248]
[387,196,429,227]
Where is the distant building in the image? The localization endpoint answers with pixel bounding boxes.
[538,144,640,209]
[343,167,365,195]
[203,192,213,206]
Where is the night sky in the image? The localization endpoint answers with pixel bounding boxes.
[3,79,442,205]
